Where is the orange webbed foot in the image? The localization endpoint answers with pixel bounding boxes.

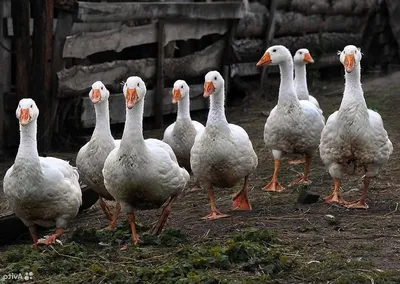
[232,190,252,211]
[189,184,202,192]
[263,180,285,192]
[290,175,312,186]
[201,210,229,220]
[288,158,306,165]
[344,200,369,209]
[323,192,350,205]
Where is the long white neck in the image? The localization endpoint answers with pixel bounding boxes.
[277,60,300,107]
[15,121,40,166]
[92,100,114,140]
[294,63,310,100]
[177,94,191,121]
[120,98,145,151]
[206,86,229,129]
[340,63,368,111]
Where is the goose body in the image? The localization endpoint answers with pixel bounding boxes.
[103,76,189,243]
[190,71,258,219]
[3,99,82,248]
[76,81,121,227]
[163,80,205,190]
[256,45,325,191]
[293,48,323,114]
[319,45,393,209]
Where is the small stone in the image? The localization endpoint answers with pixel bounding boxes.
[261,110,270,117]
[297,190,320,204]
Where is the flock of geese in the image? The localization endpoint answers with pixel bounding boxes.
[2,44,393,249]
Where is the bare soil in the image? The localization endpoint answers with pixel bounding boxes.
[1,71,400,283]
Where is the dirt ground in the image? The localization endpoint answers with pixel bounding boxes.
[1,70,400,283]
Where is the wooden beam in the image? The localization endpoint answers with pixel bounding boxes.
[77,1,244,22]
[80,85,207,128]
[0,0,12,152]
[57,38,225,97]
[62,19,229,59]
[155,20,165,128]
[30,0,54,152]
[12,0,31,101]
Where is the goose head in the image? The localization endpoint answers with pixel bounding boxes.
[89,81,109,104]
[256,45,292,66]
[294,48,314,65]
[203,70,224,98]
[172,80,190,103]
[339,45,362,73]
[123,76,147,109]
[16,98,39,126]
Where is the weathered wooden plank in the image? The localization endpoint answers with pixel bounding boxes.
[63,19,228,59]
[289,0,374,15]
[230,54,341,77]
[4,17,129,36]
[80,85,207,128]
[57,38,225,97]
[77,1,244,22]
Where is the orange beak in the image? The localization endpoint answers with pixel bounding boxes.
[91,88,101,103]
[344,54,355,73]
[172,89,181,104]
[203,81,215,98]
[126,88,137,109]
[256,52,272,66]
[303,53,314,63]
[19,109,30,125]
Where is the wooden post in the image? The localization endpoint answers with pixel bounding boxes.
[222,19,237,97]
[12,0,31,101]
[155,20,165,128]
[30,0,54,152]
[260,0,277,98]
[51,10,74,138]
[0,0,12,155]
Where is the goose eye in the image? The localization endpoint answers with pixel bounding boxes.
[299,52,302,55]
[181,85,183,89]
[101,86,104,90]
[273,49,277,52]
[214,76,217,80]
[355,50,357,54]
[137,83,140,87]
[30,104,33,108]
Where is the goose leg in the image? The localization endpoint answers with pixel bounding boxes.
[190,178,202,192]
[232,175,252,210]
[99,197,113,221]
[202,188,229,220]
[37,228,64,245]
[323,178,350,205]
[101,203,121,230]
[151,195,177,235]
[345,176,370,209]
[290,157,312,185]
[263,159,284,192]
[127,212,140,245]
[28,225,39,250]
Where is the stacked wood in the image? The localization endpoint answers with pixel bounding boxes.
[235,2,268,39]
[232,33,362,62]
[275,12,365,36]
[57,38,225,97]
[277,0,374,15]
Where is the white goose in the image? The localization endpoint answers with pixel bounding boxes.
[256,45,325,191]
[76,81,121,229]
[190,70,258,219]
[293,48,322,111]
[319,45,393,209]
[3,98,82,248]
[162,80,205,191]
[102,76,190,244]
